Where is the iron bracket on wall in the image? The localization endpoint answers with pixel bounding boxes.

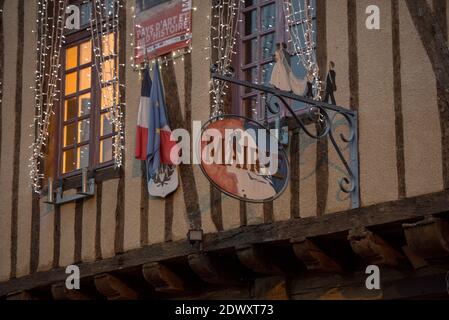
[211,72,360,209]
[45,168,95,205]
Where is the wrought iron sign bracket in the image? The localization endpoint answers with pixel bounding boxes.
[211,72,360,209]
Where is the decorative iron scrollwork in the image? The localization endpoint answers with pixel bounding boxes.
[211,71,360,208]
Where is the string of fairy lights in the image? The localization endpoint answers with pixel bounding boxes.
[284,0,323,100]
[28,0,320,193]
[29,0,68,193]
[206,0,244,118]
[89,0,125,170]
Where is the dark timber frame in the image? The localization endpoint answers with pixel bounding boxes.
[1,189,449,298]
[211,71,360,208]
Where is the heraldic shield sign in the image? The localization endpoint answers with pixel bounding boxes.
[199,115,290,203]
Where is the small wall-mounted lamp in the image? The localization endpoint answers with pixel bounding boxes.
[187,229,204,251]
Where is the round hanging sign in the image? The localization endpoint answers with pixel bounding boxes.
[199,115,290,203]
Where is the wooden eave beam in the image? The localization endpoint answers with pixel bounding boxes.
[1,190,449,297]
[94,274,139,300]
[291,238,343,273]
[142,262,186,294]
[235,244,292,275]
[188,253,243,285]
[404,217,449,260]
[51,283,91,300]
[6,291,36,300]
[348,227,404,267]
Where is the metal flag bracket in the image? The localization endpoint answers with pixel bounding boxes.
[45,168,95,206]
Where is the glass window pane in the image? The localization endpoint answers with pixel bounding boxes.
[292,0,316,19]
[262,62,275,85]
[244,67,258,93]
[243,96,258,119]
[243,38,258,65]
[289,20,317,51]
[79,93,91,116]
[102,33,115,57]
[261,4,276,31]
[64,97,77,121]
[244,10,257,36]
[291,55,308,110]
[100,138,113,163]
[64,122,77,147]
[101,85,118,109]
[101,113,113,136]
[101,59,115,82]
[80,2,92,26]
[104,0,115,15]
[80,40,92,65]
[65,72,77,96]
[65,46,78,70]
[63,148,77,173]
[78,145,90,169]
[78,118,91,143]
[261,33,276,60]
[245,0,254,7]
[79,67,91,91]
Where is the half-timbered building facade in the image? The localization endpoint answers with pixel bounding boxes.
[0,0,449,300]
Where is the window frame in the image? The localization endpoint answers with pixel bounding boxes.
[233,0,317,121]
[56,0,119,180]
[136,0,170,13]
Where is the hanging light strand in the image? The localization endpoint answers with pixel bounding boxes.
[207,0,244,118]
[29,0,68,193]
[90,0,125,169]
[284,0,323,100]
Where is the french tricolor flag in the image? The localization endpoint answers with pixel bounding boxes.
[135,68,152,161]
[147,62,179,170]
[146,63,179,198]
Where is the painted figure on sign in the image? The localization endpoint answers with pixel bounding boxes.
[270,43,306,95]
[324,61,337,105]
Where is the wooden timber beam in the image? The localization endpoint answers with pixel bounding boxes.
[142,262,186,294]
[94,274,139,300]
[6,291,36,300]
[348,228,403,267]
[290,266,449,300]
[405,0,449,106]
[401,245,428,270]
[291,238,343,273]
[1,190,449,297]
[235,244,292,275]
[188,253,243,285]
[51,283,91,300]
[403,217,449,260]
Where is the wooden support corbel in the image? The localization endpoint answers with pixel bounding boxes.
[291,238,343,273]
[94,274,139,300]
[51,283,91,300]
[188,253,243,285]
[6,291,36,300]
[142,262,186,294]
[403,217,449,260]
[235,244,287,275]
[348,227,403,267]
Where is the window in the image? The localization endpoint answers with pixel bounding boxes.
[59,0,119,176]
[236,0,316,119]
[136,0,170,13]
